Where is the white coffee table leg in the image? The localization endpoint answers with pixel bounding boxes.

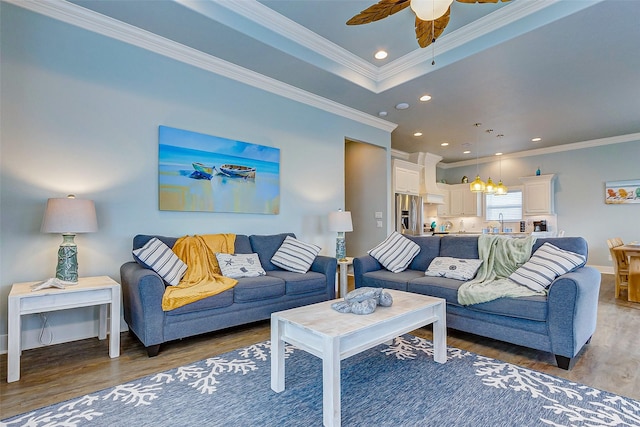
[271,316,285,392]
[432,301,447,364]
[7,296,21,383]
[109,287,121,358]
[322,335,341,427]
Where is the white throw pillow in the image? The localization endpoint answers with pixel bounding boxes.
[216,253,266,278]
[132,238,187,286]
[509,242,586,292]
[425,257,483,281]
[271,236,321,273]
[368,232,420,273]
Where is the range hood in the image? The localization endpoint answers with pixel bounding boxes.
[408,152,444,204]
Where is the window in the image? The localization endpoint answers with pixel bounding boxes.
[485,188,522,221]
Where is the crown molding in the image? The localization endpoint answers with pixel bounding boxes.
[436,132,640,169]
[5,0,397,133]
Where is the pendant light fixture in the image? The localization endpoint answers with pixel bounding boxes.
[469,123,485,193]
[495,134,508,196]
[410,0,454,21]
[483,128,496,194]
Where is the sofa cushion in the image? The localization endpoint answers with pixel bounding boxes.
[368,232,420,273]
[407,277,548,322]
[425,257,483,281]
[439,235,480,259]
[271,236,321,274]
[510,242,586,292]
[360,269,424,291]
[132,237,187,286]
[233,235,252,254]
[406,235,441,271]
[165,289,234,316]
[132,234,178,251]
[249,233,295,271]
[267,270,327,295]
[216,253,266,278]
[233,276,286,303]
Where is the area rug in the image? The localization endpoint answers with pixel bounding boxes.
[2,335,639,427]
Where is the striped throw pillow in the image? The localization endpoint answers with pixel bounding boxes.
[509,242,586,292]
[271,236,321,273]
[132,237,187,286]
[368,232,420,273]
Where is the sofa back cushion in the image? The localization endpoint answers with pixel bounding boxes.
[249,233,295,271]
[406,235,442,271]
[439,236,480,259]
[532,237,588,258]
[233,235,253,254]
[133,235,178,251]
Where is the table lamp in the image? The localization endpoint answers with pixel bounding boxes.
[41,195,98,283]
[328,209,353,262]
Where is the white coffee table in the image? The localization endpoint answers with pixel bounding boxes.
[270,289,446,427]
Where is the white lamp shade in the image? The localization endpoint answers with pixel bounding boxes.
[41,196,98,234]
[410,0,453,21]
[328,211,353,232]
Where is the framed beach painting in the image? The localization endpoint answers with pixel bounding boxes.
[605,180,640,204]
[158,126,280,214]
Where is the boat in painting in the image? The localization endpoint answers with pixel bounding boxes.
[215,164,256,179]
[191,162,214,180]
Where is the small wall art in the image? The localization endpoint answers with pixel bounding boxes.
[158,126,280,214]
[605,180,640,204]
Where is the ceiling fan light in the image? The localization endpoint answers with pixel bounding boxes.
[411,0,454,21]
[470,175,485,193]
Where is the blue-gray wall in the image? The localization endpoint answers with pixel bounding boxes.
[0,4,391,350]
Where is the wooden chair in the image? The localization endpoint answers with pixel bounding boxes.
[607,238,629,298]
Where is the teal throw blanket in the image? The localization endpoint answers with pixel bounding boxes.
[457,235,544,305]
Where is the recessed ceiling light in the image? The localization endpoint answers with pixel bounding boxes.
[395,103,409,110]
[440,142,449,146]
[419,95,432,102]
[378,111,388,117]
[374,50,388,60]
[463,150,471,154]
[495,152,503,156]
[531,137,542,142]
[413,132,423,137]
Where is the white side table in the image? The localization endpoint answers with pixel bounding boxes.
[337,257,354,298]
[7,276,121,383]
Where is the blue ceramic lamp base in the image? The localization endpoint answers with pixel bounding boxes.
[335,233,346,262]
[56,234,79,283]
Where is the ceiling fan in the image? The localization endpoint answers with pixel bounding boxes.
[347,0,511,48]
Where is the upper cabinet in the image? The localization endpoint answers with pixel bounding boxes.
[448,184,481,217]
[520,174,556,215]
[436,183,451,217]
[393,159,420,195]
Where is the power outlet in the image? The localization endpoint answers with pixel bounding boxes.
[608,254,612,261]
[376,220,383,228]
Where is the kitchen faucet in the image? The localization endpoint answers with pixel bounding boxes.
[499,213,504,233]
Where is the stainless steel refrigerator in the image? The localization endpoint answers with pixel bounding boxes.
[395,193,423,236]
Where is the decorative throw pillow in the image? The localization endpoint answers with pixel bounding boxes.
[509,242,586,292]
[425,257,483,281]
[368,232,420,273]
[132,237,187,286]
[271,236,321,274]
[215,253,266,278]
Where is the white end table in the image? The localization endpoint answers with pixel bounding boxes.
[7,276,121,383]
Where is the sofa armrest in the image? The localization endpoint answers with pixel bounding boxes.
[120,261,167,347]
[311,255,337,299]
[546,266,601,358]
[353,255,382,289]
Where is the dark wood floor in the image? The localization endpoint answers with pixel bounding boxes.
[1,274,638,419]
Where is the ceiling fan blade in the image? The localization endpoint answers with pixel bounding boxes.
[456,0,511,3]
[346,0,411,25]
[415,8,451,48]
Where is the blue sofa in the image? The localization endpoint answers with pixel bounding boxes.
[354,235,601,369]
[120,233,337,356]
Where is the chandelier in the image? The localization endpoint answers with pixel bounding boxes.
[469,125,507,195]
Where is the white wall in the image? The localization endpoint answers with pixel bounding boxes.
[438,141,640,268]
[0,5,391,351]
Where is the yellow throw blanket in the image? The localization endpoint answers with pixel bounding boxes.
[162,234,238,311]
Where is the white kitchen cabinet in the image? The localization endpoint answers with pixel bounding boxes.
[393,159,420,195]
[436,183,450,217]
[520,174,556,215]
[448,184,481,216]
